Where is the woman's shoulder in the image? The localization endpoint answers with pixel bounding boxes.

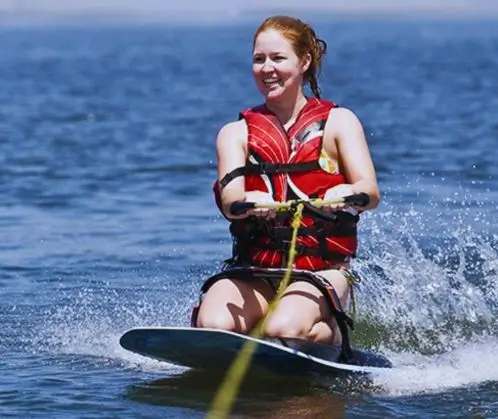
[216,119,248,148]
[218,119,247,136]
[327,104,360,120]
[323,104,367,145]
[327,105,364,129]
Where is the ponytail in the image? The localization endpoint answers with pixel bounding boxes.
[304,27,327,98]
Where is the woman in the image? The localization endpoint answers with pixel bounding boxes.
[194,15,380,352]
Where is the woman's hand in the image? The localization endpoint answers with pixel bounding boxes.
[322,184,355,212]
[244,190,277,219]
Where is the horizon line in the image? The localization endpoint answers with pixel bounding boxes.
[1,7,498,26]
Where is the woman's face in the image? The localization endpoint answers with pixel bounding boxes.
[252,29,308,101]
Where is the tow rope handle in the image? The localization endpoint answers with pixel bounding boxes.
[229,192,370,215]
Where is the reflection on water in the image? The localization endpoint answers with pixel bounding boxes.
[126,369,359,418]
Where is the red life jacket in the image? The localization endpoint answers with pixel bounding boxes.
[215,98,359,271]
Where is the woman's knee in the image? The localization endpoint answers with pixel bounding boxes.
[194,277,272,333]
[308,320,340,345]
[264,314,308,340]
[196,310,238,332]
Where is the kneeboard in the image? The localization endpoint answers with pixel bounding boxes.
[119,327,392,376]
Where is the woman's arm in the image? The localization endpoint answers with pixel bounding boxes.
[215,120,248,218]
[324,107,380,211]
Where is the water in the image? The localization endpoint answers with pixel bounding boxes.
[1,16,498,418]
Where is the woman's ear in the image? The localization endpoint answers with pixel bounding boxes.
[301,53,311,74]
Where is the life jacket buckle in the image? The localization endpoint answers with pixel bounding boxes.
[259,162,270,174]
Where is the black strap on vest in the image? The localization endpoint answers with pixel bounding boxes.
[198,266,355,363]
[229,209,357,265]
[219,161,320,190]
[245,238,351,262]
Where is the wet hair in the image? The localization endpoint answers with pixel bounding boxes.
[253,15,327,98]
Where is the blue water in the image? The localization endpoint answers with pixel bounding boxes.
[1,17,498,418]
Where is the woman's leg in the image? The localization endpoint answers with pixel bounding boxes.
[264,269,350,344]
[196,278,275,334]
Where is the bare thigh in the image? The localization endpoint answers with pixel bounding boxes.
[196,278,275,334]
[264,269,350,343]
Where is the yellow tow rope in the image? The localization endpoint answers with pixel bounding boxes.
[206,202,305,419]
[205,193,368,418]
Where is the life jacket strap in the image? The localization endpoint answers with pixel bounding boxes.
[219,161,320,190]
[229,214,357,263]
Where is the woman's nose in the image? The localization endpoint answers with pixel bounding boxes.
[261,59,273,72]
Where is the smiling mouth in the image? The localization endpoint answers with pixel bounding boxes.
[263,78,281,86]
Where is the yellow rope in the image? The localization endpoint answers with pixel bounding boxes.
[206,203,304,419]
